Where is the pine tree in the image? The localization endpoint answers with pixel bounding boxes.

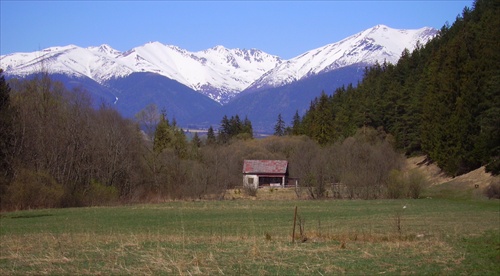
[172,127,188,159]
[153,113,172,153]
[477,52,500,174]
[206,126,217,146]
[229,115,242,137]
[242,116,253,138]
[0,69,14,195]
[311,91,335,145]
[291,110,302,135]
[274,113,285,136]
[218,115,230,144]
[191,132,201,148]
[300,99,317,138]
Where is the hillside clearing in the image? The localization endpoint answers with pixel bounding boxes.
[406,156,496,188]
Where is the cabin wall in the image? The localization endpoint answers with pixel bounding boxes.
[243,174,258,189]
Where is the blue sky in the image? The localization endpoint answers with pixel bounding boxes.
[1,1,473,59]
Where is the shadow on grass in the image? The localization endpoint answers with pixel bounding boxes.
[8,214,54,219]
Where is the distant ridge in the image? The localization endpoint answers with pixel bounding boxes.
[245,25,436,92]
[1,25,437,104]
[1,25,438,131]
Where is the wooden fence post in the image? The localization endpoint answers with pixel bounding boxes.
[292,206,298,243]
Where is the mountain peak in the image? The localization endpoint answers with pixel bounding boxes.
[146,41,163,46]
[209,45,228,52]
[372,24,389,30]
[1,25,437,103]
[88,44,122,56]
[41,44,78,53]
[245,25,437,91]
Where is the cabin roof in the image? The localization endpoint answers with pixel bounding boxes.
[242,160,288,174]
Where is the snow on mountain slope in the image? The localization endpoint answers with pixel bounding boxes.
[246,25,437,91]
[0,24,437,103]
[1,42,281,103]
[119,43,281,102]
[0,44,134,81]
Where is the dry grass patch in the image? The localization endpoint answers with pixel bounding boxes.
[226,187,299,200]
[407,156,498,189]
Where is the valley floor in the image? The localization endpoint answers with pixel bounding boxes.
[1,197,498,275]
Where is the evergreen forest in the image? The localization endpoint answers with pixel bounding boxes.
[294,0,499,176]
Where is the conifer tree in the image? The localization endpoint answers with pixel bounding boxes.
[0,69,14,195]
[218,115,254,142]
[172,127,188,158]
[230,115,242,137]
[291,110,302,135]
[242,116,253,138]
[206,126,217,146]
[311,92,335,145]
[218,115,230,144]
[153,113,172,153]
[191,132,201,148]
[274,113,285,136]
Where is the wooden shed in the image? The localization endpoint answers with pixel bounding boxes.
[242,160,289,189]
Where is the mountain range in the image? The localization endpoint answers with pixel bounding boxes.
[1,25,437,132]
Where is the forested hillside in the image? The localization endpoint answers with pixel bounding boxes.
[294,0,499,176]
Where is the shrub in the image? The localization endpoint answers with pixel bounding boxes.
[485,157,499,175]
[407,170,427,199]
[386,169,428,199]
[83,180,119,206]
[243,185,258,197]
[484,179,500,199]
[387,170,407,199]
[5,169,64,210]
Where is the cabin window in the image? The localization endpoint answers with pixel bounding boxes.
[248,178,254,184]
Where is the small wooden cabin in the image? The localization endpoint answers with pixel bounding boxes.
[242,160,289,189]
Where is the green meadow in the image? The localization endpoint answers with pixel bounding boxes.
[1,198,499,275]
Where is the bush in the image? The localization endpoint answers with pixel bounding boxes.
[386,169,428,199]
[485,157,499,175]
[387,170,407,199]
[83,180,119,206]
[484,179,500,199]
[243,185,258,197]
[5,169,64,210]
[407,170,427,199]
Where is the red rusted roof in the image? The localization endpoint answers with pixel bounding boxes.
[243,160,288,174]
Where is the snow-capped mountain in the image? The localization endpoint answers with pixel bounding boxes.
[246,25,437,91]
[0,25,437,104]
[0,43,282,103]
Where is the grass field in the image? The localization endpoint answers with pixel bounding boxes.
[1,198,499,275]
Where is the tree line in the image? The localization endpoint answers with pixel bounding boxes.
[284,0,499,176]
[0,69,417,209]
[0,72,145,209]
